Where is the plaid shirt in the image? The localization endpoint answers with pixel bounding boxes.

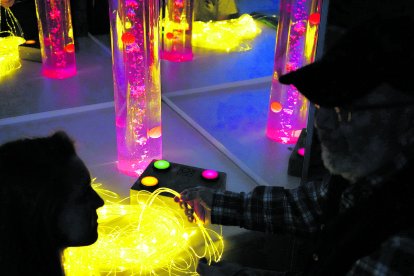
[211,153,414,275]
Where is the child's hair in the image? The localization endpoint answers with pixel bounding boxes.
[0,131,77,276]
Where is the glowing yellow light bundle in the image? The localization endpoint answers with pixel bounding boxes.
[63,181,224,275]
[0,8,25,78]
[192,14,261,52]
[0,34,25,77]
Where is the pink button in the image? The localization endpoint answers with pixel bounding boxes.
[201,169,219,180]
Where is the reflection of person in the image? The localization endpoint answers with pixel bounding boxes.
[0,0,14,8]
[0,131,104,275]
[194,0,239,22]
[178,15,414,275]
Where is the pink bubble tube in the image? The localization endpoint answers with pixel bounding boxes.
[34,0,76,79]
[161,0,194,62]
[266,0,322,144]
[109,0,162,177]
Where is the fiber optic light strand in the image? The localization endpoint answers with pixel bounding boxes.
[63,182,223,275]
[0,8,25,78]
[192,14,261,52]
[91,180,129,204]
[0,7,24,36]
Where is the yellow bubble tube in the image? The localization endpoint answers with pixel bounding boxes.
[63,182,223,275]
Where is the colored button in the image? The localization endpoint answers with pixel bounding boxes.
[153,160,170,170]
[201,169,219,180]
[141,176,159,187]
[25,40,37,45]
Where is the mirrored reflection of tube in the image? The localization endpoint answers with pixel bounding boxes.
[109,0,162,177]
[34,0,77,79]
[161,0,194,62]
[266,0,322,144]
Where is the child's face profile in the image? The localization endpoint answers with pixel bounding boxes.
[56,155,104,247]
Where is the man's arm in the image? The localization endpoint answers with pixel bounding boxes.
[211,180,329,235]
[347,231,414,275]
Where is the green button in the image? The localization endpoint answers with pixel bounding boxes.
[154,160,170,170]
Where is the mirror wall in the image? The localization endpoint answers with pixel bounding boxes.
[2,0,322,189]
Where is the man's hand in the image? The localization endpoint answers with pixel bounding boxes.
[176,186,214,223]
[1,0,15,8]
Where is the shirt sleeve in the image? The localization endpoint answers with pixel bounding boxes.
[346,233,414,275]
[211,180,329,235]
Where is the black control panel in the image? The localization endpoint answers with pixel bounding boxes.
[131,159,227,197]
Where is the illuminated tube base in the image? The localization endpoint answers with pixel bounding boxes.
[117,159,157,178]
[42,65,77,79]
[266,128,303,144]
[161,51,194,62]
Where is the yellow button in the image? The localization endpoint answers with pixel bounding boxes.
[141,176,159,187]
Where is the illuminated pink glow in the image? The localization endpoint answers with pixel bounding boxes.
[42,65,76,79]
[161,0,194,62]
[201,170,219,180]
[297,147,305,156]
[161,51,193,62]
[35,0,76,79]
[109,0,162,177]
[266,0,322,144]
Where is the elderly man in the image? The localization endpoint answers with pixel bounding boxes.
[178,14,414,275]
